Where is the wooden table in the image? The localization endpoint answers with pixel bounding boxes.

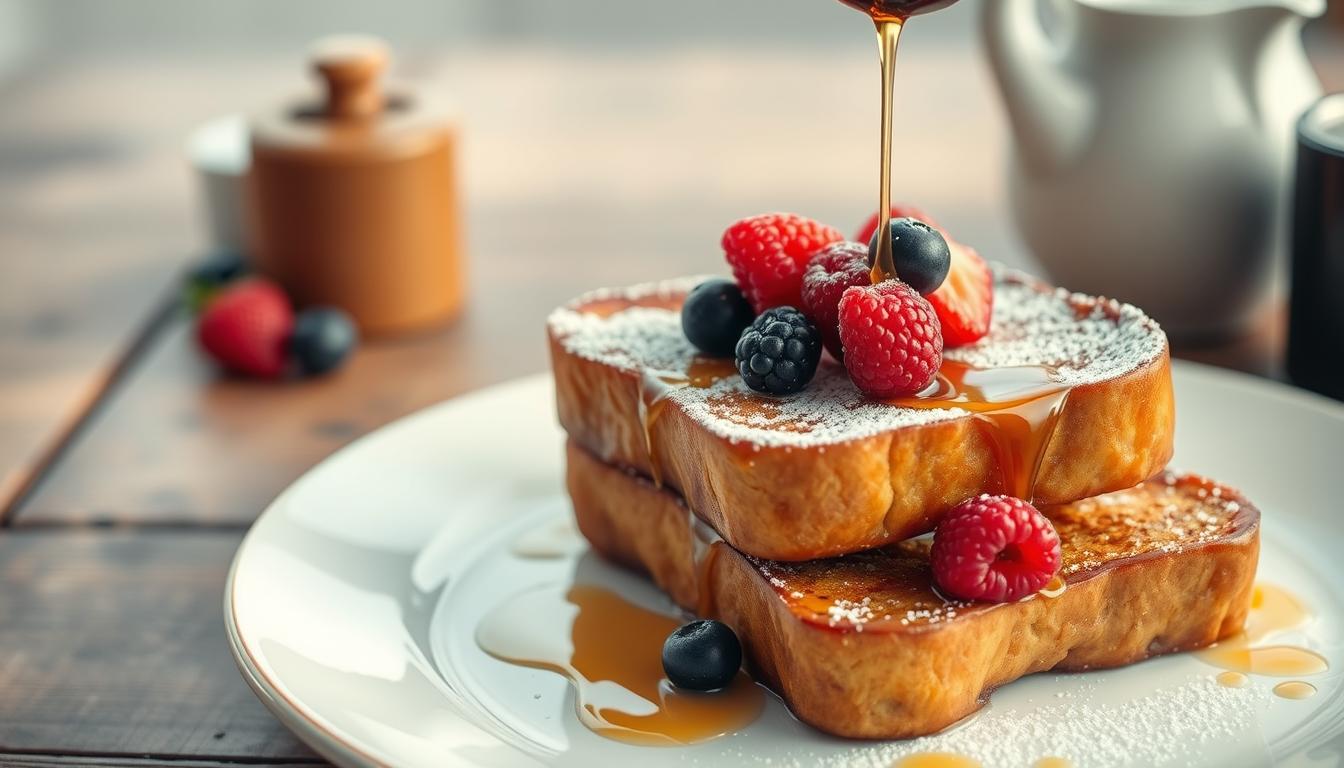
[1,35,1337,768]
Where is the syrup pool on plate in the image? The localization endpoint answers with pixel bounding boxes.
[892,751,983,768]
[1272,681,1317,700]
[475,583,764,746]
[1198,583,1330,679]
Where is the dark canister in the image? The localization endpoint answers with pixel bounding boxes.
[1288,94,1344,400]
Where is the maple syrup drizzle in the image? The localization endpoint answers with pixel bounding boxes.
[888,361,1072,499]
[638,358,738,487]
[1198,583,1330,678]
[1037,574,1067,599]
[871,17,903,285]
[476,583,764,745]
[1216,671,1250,688]
[1272,681,1317,700]
[893,753,982,768]
[688,506,727,617]
[1033,758,1074,768]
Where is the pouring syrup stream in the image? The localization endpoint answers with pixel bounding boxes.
[871,17,903,284]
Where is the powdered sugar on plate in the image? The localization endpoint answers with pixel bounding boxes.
[547,270,1167,450]
[758,675,1271,768]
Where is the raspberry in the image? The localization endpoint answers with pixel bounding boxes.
[837,280,943,398]
[734,306,822,395]
[722,213,845,314]
[931,495,1062,603]
[197,278,294,378]
[801,242,871,360]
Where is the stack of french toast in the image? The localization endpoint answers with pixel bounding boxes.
[546,210,1260,739]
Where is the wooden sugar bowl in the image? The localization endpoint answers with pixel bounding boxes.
[248,35,464,335]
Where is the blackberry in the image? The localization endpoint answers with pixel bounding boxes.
[734,306,822,395]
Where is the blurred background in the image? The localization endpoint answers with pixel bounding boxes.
[2,0,1342,517]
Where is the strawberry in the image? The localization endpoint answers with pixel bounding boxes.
[197,278,294,378]
[929,242,994,347]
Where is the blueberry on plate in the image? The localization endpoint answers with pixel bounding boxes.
[734,306,822,396]
[289,307,359,376]
[681,279,755,357]
[661,619,743,692]
[868,217,951,295]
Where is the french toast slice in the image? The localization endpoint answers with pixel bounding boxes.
[565,441,1260,739]
[549,273,1175,561]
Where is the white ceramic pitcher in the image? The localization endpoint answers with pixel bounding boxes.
[982,0,1324,339]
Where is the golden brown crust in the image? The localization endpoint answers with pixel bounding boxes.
[566,442,1259,739]
[550,284,1176,561]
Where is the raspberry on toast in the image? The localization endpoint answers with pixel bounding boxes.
[567,441,1260,740]
[548,273,1174,561]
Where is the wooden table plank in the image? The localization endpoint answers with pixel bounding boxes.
[0,127,192,517]
[0,55,328,519]
[0,755,322,768]
[0,529,322,763]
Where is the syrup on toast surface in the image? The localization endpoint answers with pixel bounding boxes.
[566,441,1260,739]
[549,273,1176,561]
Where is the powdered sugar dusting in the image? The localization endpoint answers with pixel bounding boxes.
[793,676,1271,768]
[548,270,1166,450]
[945,278,1165,383]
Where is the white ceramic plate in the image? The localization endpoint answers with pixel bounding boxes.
[226,364,1344,768]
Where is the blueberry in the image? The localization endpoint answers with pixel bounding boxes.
[661,619,742,692]
[734,306,822,395]
[681,279,755,357]
[867,217,951,295]
[288,307,358,376]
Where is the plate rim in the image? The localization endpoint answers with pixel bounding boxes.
[225,546,385,768]
[223,364,1344,767]
[224,374,556,768]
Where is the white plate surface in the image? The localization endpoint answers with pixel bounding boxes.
[226,364,1344,768]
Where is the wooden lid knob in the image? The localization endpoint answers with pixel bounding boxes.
[311,35,389,120]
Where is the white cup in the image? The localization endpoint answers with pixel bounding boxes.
[187,114,251,251]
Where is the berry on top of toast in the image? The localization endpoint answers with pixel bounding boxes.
[722,213,844,315]
[838,280,943,398]
[930,242,994,348]
[801,242,871,361]
[866,217,952,295]
[859,206,994,348]
[931,494,1062,602]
